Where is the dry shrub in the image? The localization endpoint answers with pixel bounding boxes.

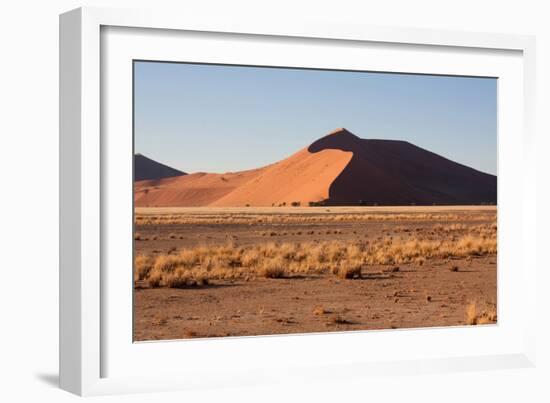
[261,257,286,278]
[164,268,209,288]
[134,255,153,281]
[153,254,180,274]
[147,271,163,288]
[466,301,497,325]
[466,302,479,325]
[241,249,260,267]
[333,259,362,279]
[313,306,327,315]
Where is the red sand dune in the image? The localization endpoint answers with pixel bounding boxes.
[134,128,497,207]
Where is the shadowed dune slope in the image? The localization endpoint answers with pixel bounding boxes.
[308,128,496,205]
[134,128,496,207]
[134,154,186,181]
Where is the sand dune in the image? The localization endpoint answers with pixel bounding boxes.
[134,128,497,207]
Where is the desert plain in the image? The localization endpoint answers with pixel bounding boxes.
[133,205,497,341]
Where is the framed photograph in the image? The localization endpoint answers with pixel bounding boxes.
[60,7,537,396]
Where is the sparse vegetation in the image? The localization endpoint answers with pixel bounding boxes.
[134,206,497,340]
[260,257,286,278]
[134,255,153,281]
[135,207,495,226]
[135,227,496,288]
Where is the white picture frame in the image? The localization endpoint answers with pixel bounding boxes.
[59,6,537,396]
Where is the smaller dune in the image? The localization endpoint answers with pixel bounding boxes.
[134,153,186,181]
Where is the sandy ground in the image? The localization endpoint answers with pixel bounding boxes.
[134,207,496,341]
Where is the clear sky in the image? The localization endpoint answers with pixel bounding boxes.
[134,61,497,175]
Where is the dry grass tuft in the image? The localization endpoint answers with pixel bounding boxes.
[313,305,328,316]
[333,259,362,279]
[466,302,479,325]
[466,301,497,325]
[134,255,154,281]
[164,268,209,288]
[261,257,286,278]
[147,271,163,288]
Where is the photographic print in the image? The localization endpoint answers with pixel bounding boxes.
[133,61,497,341]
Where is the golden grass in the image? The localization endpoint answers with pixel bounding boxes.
[134,255,153,281]
[164,268,209,288]
[147,271,163,288]
[465,301,497,325]
[135,228,496,288]
[333,259,363,279]
[260,257,286,278]
[313,305,328,315]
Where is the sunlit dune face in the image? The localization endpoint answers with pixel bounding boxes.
[135,143,353,207]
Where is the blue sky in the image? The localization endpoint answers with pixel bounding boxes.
[134,61,497,175]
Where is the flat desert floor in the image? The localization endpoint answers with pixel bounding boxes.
[133,206,497,341]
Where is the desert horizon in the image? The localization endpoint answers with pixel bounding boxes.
[133,62,497,341]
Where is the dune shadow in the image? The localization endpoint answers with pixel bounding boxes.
[307,127,497,206]
[307,128,358,154]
